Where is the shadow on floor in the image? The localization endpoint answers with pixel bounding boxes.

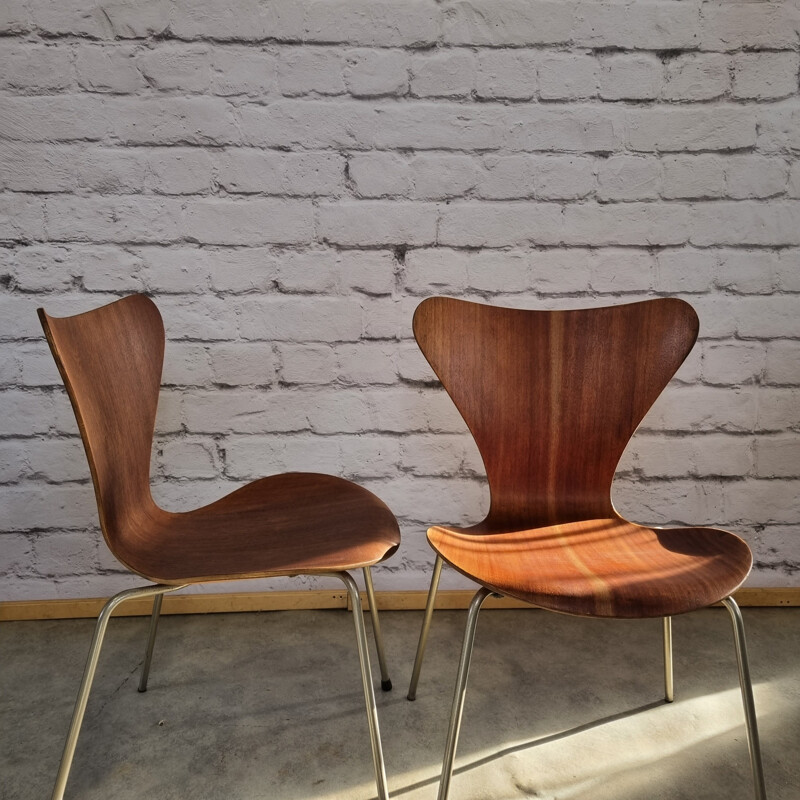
[1,607,797,800]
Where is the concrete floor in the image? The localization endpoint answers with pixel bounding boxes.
[1,606,797,800]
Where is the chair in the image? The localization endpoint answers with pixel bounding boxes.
[38,294,401,800]
[406,296,766,800]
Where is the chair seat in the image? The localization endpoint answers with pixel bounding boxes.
[117,473,401,584]
[428,518,752,618]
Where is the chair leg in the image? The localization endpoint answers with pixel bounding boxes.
[338,571,390,800]
[721,596,767,800]
[52,583,182,800]
[663,616,674,703]
[407,553,444,701]
[437,586,491,800]
[362,566,392,691]
[138,593,164,693]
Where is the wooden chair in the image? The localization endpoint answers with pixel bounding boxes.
[38,294,401,800]
[406,297,766,800]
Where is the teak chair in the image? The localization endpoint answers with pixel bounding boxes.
[38,294,401,800]
[406,297,766,800]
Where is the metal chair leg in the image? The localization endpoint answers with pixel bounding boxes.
[663,616,674,703]
[437,586,491,800]
[407,553,444,700]
[138,593,164,693]
[362,566,392,691]
[52,583,183,800]
[721,596,767,800]
[338,571,390,800]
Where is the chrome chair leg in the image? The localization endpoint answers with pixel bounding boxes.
[362,566,392,691]
[663,616,674,703]
[438,586,491,800]
[721,596,767,800]
[138,593,164,693]
[52,583,183,800]
[407,553,444,700]
[338,571,390,800]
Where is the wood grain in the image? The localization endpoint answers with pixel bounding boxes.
[414,297,753,618]
[39,295,400,586]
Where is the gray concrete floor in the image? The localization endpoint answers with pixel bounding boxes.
[1,606,798,800]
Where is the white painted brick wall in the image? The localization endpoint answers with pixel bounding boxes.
[1,0,799,600]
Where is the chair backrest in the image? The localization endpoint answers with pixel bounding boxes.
[413,297,699,529]
[38,295,164,558]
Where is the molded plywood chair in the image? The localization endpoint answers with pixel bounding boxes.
[406,297,765,800]
[39,295,401,800]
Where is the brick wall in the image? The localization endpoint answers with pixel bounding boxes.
[1,1,799,600]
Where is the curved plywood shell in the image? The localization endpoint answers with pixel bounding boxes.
[39,295,400,585]
[414,297,751,618]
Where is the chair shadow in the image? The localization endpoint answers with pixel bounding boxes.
[390,699,665,797]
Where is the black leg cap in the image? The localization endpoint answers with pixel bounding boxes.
[381,679,393,692]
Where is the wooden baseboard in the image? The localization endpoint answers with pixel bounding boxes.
[1,587,797,621]
[355,587,799,611]
[0,590,349,621]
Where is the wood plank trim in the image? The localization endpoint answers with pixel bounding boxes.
[1,587,798,621]
[0,591,349,621]
[351,587,800,611]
